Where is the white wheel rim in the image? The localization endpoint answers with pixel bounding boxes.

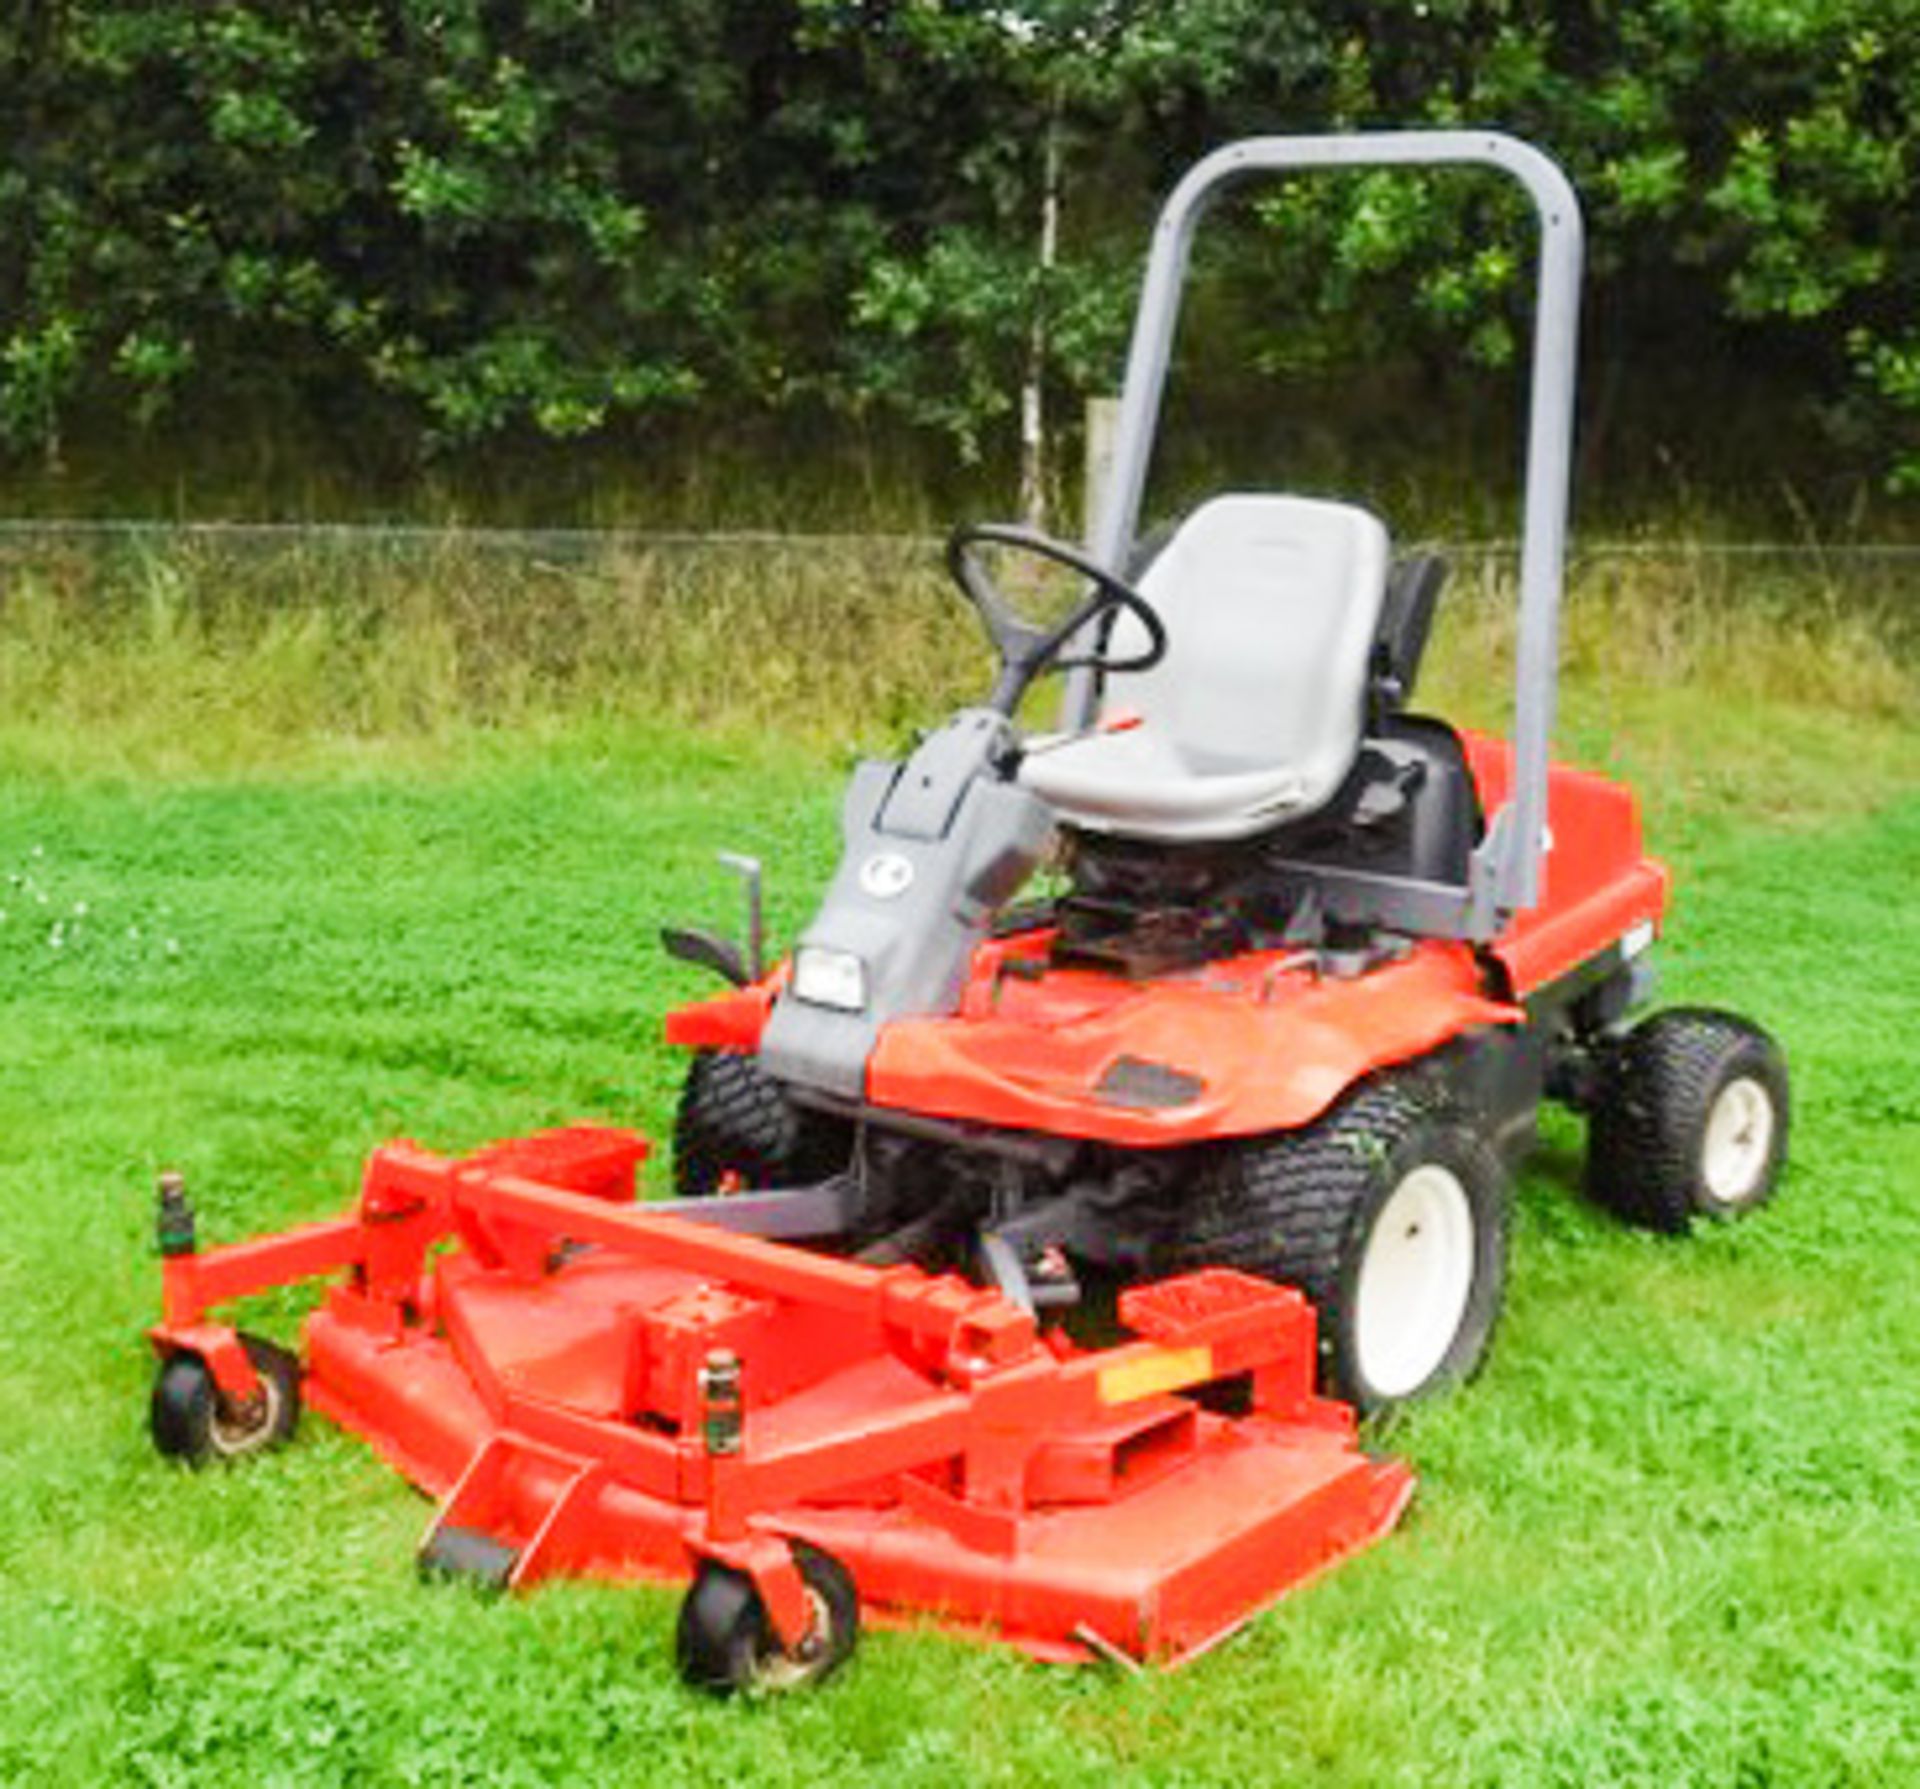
[1700,1076,1774,1208]
[1354,1164,1477,1400]
[749,1586,832,1693]
[208,1369,281,1457]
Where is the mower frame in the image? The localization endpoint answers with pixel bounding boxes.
[145,130,1791,1696]
[149,1128,1412,1676]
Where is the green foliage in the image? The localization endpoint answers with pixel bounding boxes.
[10,1,1920,492]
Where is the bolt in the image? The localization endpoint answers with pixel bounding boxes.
[698,1348,744,1457]
[156,1172,196,1257]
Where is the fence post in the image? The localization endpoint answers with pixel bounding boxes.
[1082,396,1120,551]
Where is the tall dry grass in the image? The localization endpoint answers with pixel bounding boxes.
[0,531,1910,808]
[0,535,970,776]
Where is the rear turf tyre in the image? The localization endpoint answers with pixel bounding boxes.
[1586,1008,1789,1233]
[674,1544,859,1696]
[149,1334,301,1466]
[671,1049,851,1199]
[1170,1073,1509,1413]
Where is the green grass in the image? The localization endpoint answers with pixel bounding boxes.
[0,547,1916,1784]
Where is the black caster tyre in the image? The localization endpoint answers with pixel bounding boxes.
[1586,1007,1789,1234]
[1171,1071,1509,1413]
[674,1543,859,1696]
[672,1049,851,1199]
[150,1333,302,1466]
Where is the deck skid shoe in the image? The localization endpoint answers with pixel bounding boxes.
[150,1124,1412,1685]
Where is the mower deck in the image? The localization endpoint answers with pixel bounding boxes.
[151,1125,1410,1669]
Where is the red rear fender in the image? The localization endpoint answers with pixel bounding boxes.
[1464,733,1669,996]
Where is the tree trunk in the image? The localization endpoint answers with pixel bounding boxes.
[1018,104,1062,531]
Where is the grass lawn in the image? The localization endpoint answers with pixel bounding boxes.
[0,685,1915,1784]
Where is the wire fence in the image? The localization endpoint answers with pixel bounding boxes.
[0,513,1905,737]
[0,517,1915,625]
[0,519,940,553]
[0,515,1918,560]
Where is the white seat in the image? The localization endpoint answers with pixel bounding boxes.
[1018,494,1391,842]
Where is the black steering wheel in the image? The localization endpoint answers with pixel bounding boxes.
[946,523,1168,717]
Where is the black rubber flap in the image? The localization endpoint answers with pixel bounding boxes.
[419,1525,521,1592]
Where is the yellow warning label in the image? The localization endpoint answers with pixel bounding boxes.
[1097,1346,1213,1406]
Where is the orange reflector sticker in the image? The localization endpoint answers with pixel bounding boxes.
[1098,1346,1212,1406]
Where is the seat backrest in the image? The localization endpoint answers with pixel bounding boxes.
[1371,551,1448,715]
[1104,494,1390,804]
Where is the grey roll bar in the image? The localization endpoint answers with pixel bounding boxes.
[1066,131,1584,930]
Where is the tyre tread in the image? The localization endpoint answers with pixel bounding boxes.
[1168,1068,1507,1407]
[1586,1007,1788,1233]
[672,1050,848,1199]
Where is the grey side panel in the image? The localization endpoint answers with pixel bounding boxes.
[878,708,1013,840]
[760,728,1055,1101]
[1065,130,1583,934]
[1267,862,1478,937]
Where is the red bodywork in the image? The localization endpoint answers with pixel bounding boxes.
[666,736,1669,1139]
[152,1127,1410,1665]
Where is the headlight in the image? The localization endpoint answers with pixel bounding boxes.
[791,946,868,1012]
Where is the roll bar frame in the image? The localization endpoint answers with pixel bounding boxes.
[1065,131,1584,932]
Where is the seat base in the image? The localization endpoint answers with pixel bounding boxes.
[1048,715,1484,971]
[1016,493,1391,842]
[1020,724,1317,843]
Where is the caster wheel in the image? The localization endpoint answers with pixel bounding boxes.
[675,1543,859,1695]
[150,1333,302,1466]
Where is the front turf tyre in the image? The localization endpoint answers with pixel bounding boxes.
[149,1334,301,1466]
[1586,1008,1789,1234]
[1170,1073,1509,1413]
[671,1049,851,1200]
[674,1544,859,1696]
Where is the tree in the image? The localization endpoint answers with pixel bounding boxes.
[5,0,1920,508]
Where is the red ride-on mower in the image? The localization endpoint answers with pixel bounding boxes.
[146,135,1788,1694]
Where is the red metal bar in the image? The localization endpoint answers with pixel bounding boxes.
[495,1390,690,1502]
[709,1385,977,1531]
[512,1458,612,1589]
[147,1320,263,1402]
[697,1533,815,1651]
[161,1217,366,1327]
[466,1170,889,1306]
